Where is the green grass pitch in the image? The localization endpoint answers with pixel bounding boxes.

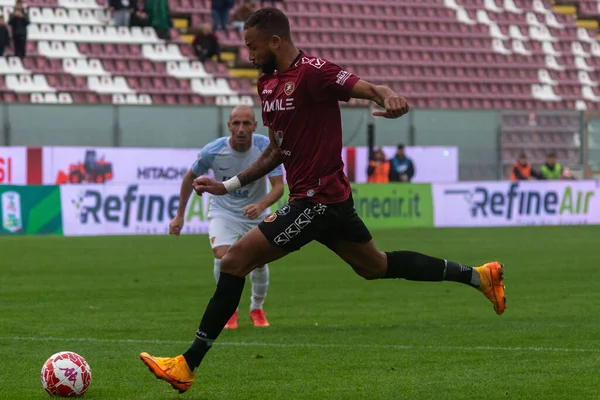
[2,226,600,399]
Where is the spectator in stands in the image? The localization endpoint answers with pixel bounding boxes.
[0,16,10,57]
[510,152,542,181]
[193,24,222,63]
[146,0,171,40]
[109,0,132,27]
[367,148,390,184]
[212,0,234,32]
[388,144,415,183]
[540,152,563,180]
[231,0,256,33]
[130,5,150,28]
[9,1,28,59]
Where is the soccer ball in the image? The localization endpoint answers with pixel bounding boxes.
[40,351,92,397]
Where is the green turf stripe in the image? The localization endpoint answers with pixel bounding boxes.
[26,189,62,234]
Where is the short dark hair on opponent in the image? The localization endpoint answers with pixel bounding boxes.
[244,7,291,39]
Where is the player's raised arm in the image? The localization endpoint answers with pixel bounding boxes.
[193,128,283,196]
[350,79,410,119]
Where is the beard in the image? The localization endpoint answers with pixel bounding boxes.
[258,51,277,74]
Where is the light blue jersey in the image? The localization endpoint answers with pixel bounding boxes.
[191,134,284,221]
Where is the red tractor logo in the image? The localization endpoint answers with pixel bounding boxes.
[55,150,114,184]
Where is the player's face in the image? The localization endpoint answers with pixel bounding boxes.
[244,27,278,74]
[228,109,257,147]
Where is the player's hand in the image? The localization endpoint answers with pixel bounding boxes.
[373,96,410,119]
[193,176,227,196]
[243,203,265,220]
[169,215,184,237]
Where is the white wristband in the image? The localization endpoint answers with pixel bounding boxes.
[222,176,242,193]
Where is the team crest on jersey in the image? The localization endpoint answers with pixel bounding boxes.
[284,82,295,96]
[264,213,278,223]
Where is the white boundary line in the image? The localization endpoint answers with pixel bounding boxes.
[1,336,598,354]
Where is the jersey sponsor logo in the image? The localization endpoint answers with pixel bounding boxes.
[336,70,352,86]
[307,189,315,197]
[264,213,277,223]
[218,167,231,171]
[272,203,327,246]
[262,89,273,95]
[281,149,292,157]
[263,98,295,113]
[284,82,295,96]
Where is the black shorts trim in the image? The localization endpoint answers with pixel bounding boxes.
[258,195,372,253]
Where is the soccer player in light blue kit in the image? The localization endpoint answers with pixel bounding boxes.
[169,105,284,329]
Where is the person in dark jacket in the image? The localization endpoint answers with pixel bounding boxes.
[388,144,415,183]
[9,1,29,59]
[0,16,10,56]
[212,0,234,32]
[130,9,150,27]
[193,24,221,63]
[109,0,132,27]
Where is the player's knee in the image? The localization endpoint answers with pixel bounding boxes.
[212,245,230,260]
[220,247,251,277]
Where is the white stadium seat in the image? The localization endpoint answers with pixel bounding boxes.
[6,74,56,93]
[166,61,210,79]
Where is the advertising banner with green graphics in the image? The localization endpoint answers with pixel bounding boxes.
[275,184,434,229]
[0,185,63,236]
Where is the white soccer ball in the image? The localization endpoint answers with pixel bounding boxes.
[41,351,92,397]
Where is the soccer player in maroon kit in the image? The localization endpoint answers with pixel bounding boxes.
[140,8,506,393]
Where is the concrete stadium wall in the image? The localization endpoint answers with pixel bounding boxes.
[0,104,497,180]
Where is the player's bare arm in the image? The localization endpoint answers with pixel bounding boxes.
[243,175,285,220]
[170,169,197,236]
[351,79,410,119]
[193,128,283,196]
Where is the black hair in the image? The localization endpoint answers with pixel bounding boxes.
[397,144,405,150]
[244,7,291,39]
[547,152,557,158]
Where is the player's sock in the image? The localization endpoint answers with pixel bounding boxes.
[183,272,245,371]
[215,258,240,313]
[249,264,269,310]
[384,251,480,287]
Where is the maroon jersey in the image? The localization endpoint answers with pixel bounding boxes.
[258,53,359,204]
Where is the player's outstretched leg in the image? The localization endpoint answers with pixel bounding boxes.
[140,228,286,393]
[249,264,270,327]
[331,241,506,315]
[214,258,239,330]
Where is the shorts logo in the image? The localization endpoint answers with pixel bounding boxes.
[274,232,290,246]
[271,203,328,247]
[210,237,216,244]
[284,82,295,96]
[264,213,277,223]
[277,205,291,216]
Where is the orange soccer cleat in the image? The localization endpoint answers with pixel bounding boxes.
[475,262,506,315]
[250,309,270,327]
[224,310,239,330]
[139,353,196,393]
